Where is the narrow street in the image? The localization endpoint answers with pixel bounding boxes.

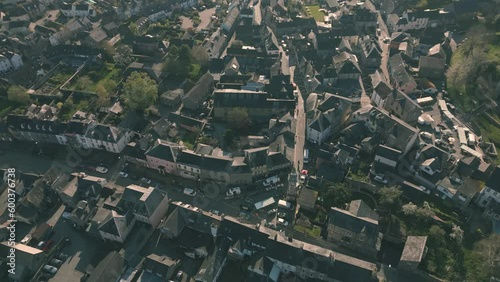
[290,66,306,173]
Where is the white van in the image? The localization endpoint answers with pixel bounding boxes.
[303,149,309,163]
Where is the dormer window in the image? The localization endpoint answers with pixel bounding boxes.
[27,124,31,129]
[20,124,24,129]
[49,126,53,132]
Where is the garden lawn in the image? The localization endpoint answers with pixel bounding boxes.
[294,225,322,238]
[305,6,326,22]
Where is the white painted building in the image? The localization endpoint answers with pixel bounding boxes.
[60,1,95,18]
[83,123,133,153]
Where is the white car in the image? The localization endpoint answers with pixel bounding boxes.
[20,234,32,245]
[95,166,108,174]
[299,175,307,183]
[43,265,58,274]
[183,188,197,196]
[277,218,289,226]
[62,212,72,220]
[374,175,388,184]
[118,172,128,178]
[420,131,433,139]
[141,177,152,184]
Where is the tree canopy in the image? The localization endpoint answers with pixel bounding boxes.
[324,183,352,209]
[227,107,251,132]
[164,44,192,77]
[113,45,134,67]
[7,85,29,104]
[122,71,158,111]
[377,186,402,213]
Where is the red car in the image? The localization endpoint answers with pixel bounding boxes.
[86,166,96,171]
[42,240,53,252]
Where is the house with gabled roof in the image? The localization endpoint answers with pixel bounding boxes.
[332,51,361,80]
[365,107,419,156]
[388,53,417,94]
[145,139,181,175]
[159,201,221,239]
[118,185,169,228]
[58,173,106,209]
[384,88,422,124]
[327,205,382,259]
[356,35,382,69]
[143,254,180,280]
[98,210,136,243]
[369,70,393,107]
[83,122,133,153]
[306,93,355,145]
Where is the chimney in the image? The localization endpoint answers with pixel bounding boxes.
[288,237,293,242]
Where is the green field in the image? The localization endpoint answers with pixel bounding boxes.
[304,6,326,22]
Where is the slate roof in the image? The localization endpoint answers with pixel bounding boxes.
[333,51,361,75]
[87,251,124,282]
[7,115,66,134]
[218,216,271,248]
[329,207,379,239]
[85,123,124,143]
[388,53,416,90]
[245,147,268,167]
[182,73,214,110]
[145,254,177,277]
[348,200,379,221]
[376,144,402,161]
[98,210,134,237]
[145,140,178,162]
[486,166,500,192]
[370,70,392,99]
[167,112,204,129]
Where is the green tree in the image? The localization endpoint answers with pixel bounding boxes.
[223,129,235,146]
[164,45,192,77]
[378,186,402,213]
[122,72,158,111]
[7,85,29,104]
[324,183,352,208]
[95,84,110,108]
[129,22,139,35]
[75,76,93,90]
[227,107,251,131]
[191,45,209,66]
[113,45,134,67]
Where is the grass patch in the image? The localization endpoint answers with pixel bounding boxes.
[294,225,322,238]
[304,6,326,22]
[476,116,500,144]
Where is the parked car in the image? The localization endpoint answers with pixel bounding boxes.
[96,166,108,173]
[55,253,69,260]
[42,240,54,252]
[374,175,388,184]
[277,218,289,226]
[49,258,63,266]
[299,175,307,183]
[267,209,277,216]
[141,177,152,184]
[62,212,72,220]
[240,205,253,212]
[86,166,96,171]
[37,241,45,249]
[420,131,433,139]
[42,265,58,274]
[20,234,32,245]
[118,172,128,178]
[210,209,221,216]
[183,188,197,196]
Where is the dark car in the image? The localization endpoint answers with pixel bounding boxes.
[42,240,54,252]
[55,253,69,260]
